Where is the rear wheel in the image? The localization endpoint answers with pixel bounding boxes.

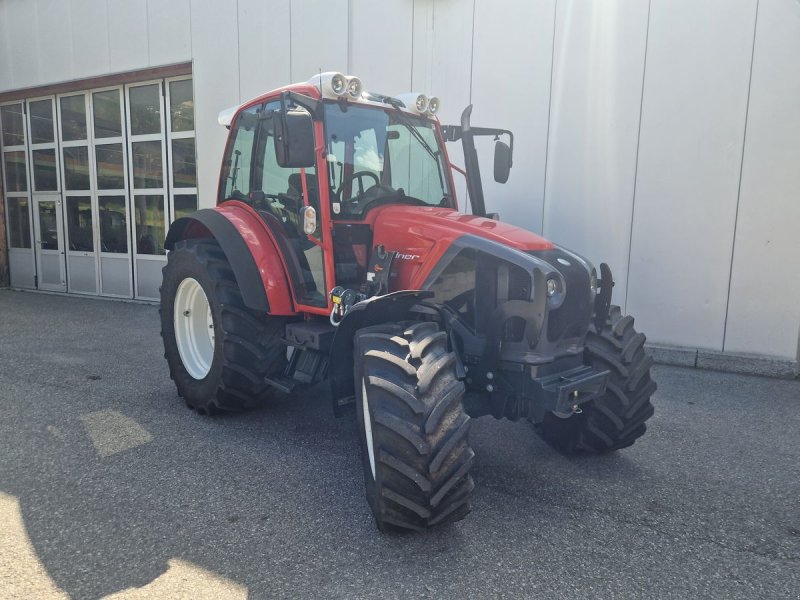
[160,239,287,414]
[354,321,475,532]
[535,306,656,453]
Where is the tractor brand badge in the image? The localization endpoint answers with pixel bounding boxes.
[557,257,571,266]
[332,202,341,214]
[395,253,421,261]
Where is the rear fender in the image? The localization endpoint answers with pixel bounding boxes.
[329,290,433,416]
[165,207,296,315]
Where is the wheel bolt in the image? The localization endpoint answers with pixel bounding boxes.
[486,384,494,392]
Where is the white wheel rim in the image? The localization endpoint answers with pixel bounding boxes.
[174,277,215,380]
[362,378,376,479]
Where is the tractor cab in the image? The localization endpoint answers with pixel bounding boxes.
[214,73,514,316]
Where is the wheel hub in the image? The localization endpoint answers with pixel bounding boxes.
[174,277,215,380]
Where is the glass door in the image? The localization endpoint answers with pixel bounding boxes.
[126,80,169,300]
[32,196,66,291]
[91,87,132,297]
[58,92,99,294]
[1,102,36,288]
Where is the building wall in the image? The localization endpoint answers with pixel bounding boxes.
[0,0,798,361]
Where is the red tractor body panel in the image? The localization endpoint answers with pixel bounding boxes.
[214,201,298,316]
[363,205,554,290]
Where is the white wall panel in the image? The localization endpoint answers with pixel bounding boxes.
[0,2,13,91]
[412,0,474,211]
[626,0,757,350]
[411,0,472,124]
[108,0,148,73]
[472,0,556,232]
[190,0,240,208]
[724,0,800,359]
[289,0,349,81]
[5,0,40,89]
[69,0,110,79]
[350,0,413,94]
[35,0,74,85]
[543,0,648,297]
[147,0,192,67]
[237,0,291,102]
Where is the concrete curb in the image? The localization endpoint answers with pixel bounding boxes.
[646,343,799,380]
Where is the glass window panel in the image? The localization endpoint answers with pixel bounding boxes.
[1,104,25,146]
[66,196,93,252]
[6,197,31,248]
[171,138,196,188]
[95,143,125,189]
[32,148,58,191]
[60,95,87,141]
[220,106,258,201]
[134,194,165,255]
[173,194,197,220]
[169,79,194,132]
[129,84,161,135]
[3,151,27,192]
[131,141,163,188]
[63,146,90,190]
[37,201,59,250]
[93,90,122,138]
[29,100,55,144]
[99,195,128,253]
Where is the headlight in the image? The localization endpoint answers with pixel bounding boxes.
[590,268,598,294]
[427,96,440,115]
[415,94,428,112]
[546,278,560,297]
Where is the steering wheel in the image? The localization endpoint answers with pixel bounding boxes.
[336,171,380,201]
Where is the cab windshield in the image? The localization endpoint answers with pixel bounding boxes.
[323,103,451,218]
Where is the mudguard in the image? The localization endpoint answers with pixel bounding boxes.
[164,206,296,315]
[329,290,433,416]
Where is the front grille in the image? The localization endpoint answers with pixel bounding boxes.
[528,248,592,345]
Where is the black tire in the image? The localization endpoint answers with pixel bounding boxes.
[535,306,656,454]
[160,239,287,414]
[354,321,475,532]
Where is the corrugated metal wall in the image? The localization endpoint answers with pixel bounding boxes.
[0,0,798,360]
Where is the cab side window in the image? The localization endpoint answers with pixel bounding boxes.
[219,106,259,202]
[254,103,318,224]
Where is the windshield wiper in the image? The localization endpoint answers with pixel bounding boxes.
[384,102,448,195]
[387,104,438,161]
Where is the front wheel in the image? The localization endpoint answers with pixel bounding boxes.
[535,306,657,453]
[354,321,475,531]
[160,239,287,414]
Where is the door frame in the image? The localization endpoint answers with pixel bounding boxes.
[31,194,66,292]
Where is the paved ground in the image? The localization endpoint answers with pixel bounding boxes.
[0,289,798,599]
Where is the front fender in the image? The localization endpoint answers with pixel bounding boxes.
[165,206,296,315]
[329,290,433,416]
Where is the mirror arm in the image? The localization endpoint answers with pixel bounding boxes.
[280,90,322,118]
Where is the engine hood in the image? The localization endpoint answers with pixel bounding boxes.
[367,205,553,290]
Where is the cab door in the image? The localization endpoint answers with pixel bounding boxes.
[219,102,330,310]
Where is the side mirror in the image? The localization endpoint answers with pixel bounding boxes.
[494,140,512,184]
[274,106,316,168]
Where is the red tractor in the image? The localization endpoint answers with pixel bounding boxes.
[160,72,656,532]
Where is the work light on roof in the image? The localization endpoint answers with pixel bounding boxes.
[310,72,349,98]
[395,92,440,116]
[345,76,363,98]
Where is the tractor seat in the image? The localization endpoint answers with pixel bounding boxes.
[287,173,318,209]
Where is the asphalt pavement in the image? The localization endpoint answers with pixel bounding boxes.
[0,289,798,599]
